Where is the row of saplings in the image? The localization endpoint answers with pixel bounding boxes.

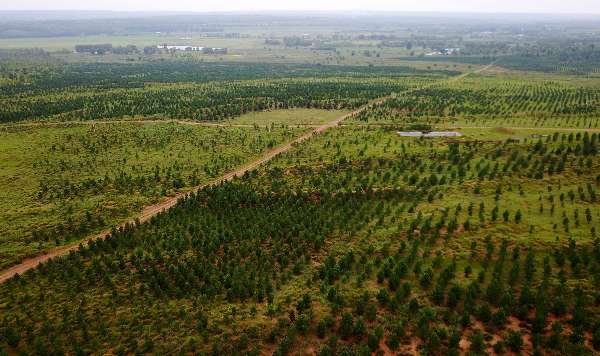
[264,234,600,355]
[373,84,600,118]
[0,183,403,354]
[0,79,405,122]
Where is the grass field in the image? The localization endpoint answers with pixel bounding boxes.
[226,108,350,126]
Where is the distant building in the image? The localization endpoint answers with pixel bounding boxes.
[444,48,460,55]
[399,131,426,137]
[156,45,227,54]
[157,45,204,51]
[425,48,460,56]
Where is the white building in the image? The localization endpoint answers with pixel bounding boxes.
[156,45,227,54]
[157,45,204,51]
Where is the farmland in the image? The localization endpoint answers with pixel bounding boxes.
[1,10,600,356]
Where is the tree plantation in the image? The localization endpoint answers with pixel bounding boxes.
[353,75,600,130]
[1,10,600,356]
[0,62,444,123]
[1,123,599,355]
[0,121,307,269]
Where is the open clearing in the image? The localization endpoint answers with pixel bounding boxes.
[224,108,350,126]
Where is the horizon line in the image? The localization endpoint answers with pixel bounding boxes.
[1,9,599,16]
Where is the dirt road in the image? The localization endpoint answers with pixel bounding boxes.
[0,103,368,283]
[0,64,493,284]
[0,118,323,129]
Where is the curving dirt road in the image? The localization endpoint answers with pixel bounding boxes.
[0,64,494,284]
[0,102,373,284]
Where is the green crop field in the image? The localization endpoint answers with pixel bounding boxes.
[1,10,600,356]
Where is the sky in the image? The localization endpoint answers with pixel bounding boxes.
[1,0,599,14]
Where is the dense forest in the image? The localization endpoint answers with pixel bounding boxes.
[0,61,448,95]
[401,47,600,75]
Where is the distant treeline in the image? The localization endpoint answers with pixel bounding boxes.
[0,48,51,60]
[0,15,232,38]
[283,36,313,47]
[497,45,600,74]
[399,45,600,75]
[399,56,493,66]
[74,44,112,54]
[0,61,456,96]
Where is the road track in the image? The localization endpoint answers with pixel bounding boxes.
[0,63,495,284]
[0,97,380,283]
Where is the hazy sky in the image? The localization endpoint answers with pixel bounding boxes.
[2,0,599,14]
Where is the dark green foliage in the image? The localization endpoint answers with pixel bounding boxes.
[340,313,354,340]
[506,330,524,353]
[469,330,486,355]
[0,62,444,123]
